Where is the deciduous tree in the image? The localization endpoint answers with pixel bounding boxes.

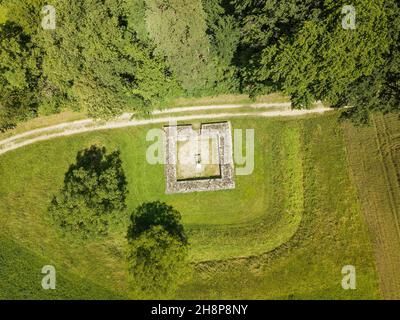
[126,201,189,297]
[49,145,128,240]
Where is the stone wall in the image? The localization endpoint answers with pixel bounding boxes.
[164,122,235,194]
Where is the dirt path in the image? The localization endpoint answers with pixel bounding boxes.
[0,102,292,144]
[0,103,331,156]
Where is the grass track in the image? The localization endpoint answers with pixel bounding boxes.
[343,113,400,299]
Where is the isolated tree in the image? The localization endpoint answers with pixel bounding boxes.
[126,201,189,297]
[49,145,128,240]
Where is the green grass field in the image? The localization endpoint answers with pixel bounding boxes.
[343,113,400,299]
[0,112,383,299]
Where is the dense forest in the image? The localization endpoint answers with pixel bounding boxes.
[0,0,399,130]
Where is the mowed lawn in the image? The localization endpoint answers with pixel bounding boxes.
[0,113,381,299]
[343,113,400,299]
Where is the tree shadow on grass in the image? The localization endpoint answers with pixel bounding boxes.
[127,201,187,245]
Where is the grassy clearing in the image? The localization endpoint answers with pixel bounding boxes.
[0,117,303,298]
[0,113,381,299]
[177,115,380,299]
[342,113,400,299]
[0,118,301,263]
[186,119,303,261]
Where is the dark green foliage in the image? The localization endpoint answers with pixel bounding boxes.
[340,0,400,123]
[0,19,42,131]
[0,0,398,127]
[128,201,187,243]
[144,0,216,94]
[231,0,400,118]
[0,0,180,124]
[339,107,371,126]
[201,0,241,93]
[144,0,240,95]
[39,0,181,118]
[126,201,189,297]
[49,145,128,240]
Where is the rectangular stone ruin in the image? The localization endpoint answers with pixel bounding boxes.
[164,121,235,194]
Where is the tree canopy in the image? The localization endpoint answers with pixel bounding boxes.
[38,0,181,118]
[230,0,399,122]
[0,0,180,130]
[126,201,189,297]
[0,4,42,130]
[145,0,208,89]
[49,145,128,240]
[0,0,399,128]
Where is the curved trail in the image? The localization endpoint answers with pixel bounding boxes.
[0,103,332,156]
